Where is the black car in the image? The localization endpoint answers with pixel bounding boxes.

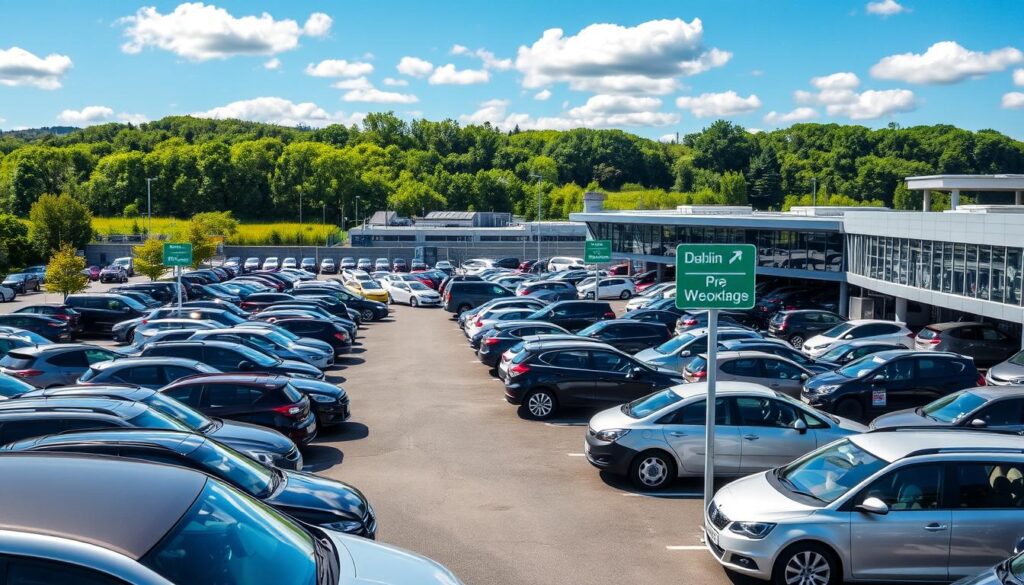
[575,320,672,354]
[64,293,149,333]
[300,257,317,273]
[0,314,70,342]
[620,309,685,331]
[260,318,353,356]
[802,350,983,421]
[642,298,689,315]
[139,340,325,380]
[813,340,906,367]
[767,310,847,348]
[477,321,570,368]
[0,396,191,444]
[280,376,350,427]
[110,281,184,304]
[493,257,521,270]
[14,304,82,336]
[5,428,376,537]
[869,386,1024,432]
[18,384,304,470]
[439,274,483,297]
[181,300,251,318]
[443,281,515,313]
[522,300,615,332]
[160,373,318,444]
[503,339,685,419]
[675,310,757,334]
[240,292,296,312]
[518,281,578,302]
[292,286,389,322]
[259,304,358,336]
[3,273,40,293]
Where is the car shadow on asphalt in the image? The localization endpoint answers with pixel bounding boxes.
[325,374,347,384]
[337,356,365,366]
[516,407,591,425]
[346,347,367,355]
[319,422,369,443]
[301,444,344,472]
[597,472,736,499]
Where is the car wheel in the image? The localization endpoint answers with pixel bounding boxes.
[360,308,374,321]
[787,334,805,349]
[457,303,472,313]
[629,450,676,491]
[772,542,839,585]
[522,388,558,420]
[619,290,632,300]
[834,398,864,421]
[410,297,419,308]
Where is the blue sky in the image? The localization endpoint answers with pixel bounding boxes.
[1,0,1022,138]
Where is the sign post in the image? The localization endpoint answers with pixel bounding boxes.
[675,243,755,515]
[584,240,612,301]
[163,243,193,309]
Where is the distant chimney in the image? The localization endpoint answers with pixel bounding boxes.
[583,191,606,213]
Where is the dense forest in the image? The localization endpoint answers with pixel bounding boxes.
[1,114,1023,225]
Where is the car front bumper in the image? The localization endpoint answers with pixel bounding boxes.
[314,399,351,426]
[583,434,635,475]
[273,446,304,471]
[702,516,775,581]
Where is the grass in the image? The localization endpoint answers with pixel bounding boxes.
[92,217,344,246]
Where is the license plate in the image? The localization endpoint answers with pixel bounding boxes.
[800,395,811,404]
[705,524,719,546]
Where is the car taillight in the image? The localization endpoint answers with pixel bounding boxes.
[682,319,697,326]
[518,289,528,295]
[47,321,63,327]
[53,314,71,321]
[140,319,149,325]
[977,373,987,386]
[603,311,616,319]
[508,363,530,377]
[11,369,43,377]
[475,319,484,327]
[334,332,349,342]
[690,369,707,379]
[925,336,940,344]
[272,404,302,417]
[776,322,787,331]
[484,337,500,346]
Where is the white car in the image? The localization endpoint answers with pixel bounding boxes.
[625,282,675,311]
[261,257,279,270]
[0,285,14,302]
[577,277,637,300]
[802,319,914,358]
[548,256,585,271]
[386,280,441,307]
[281,257,298,269]
[343,269,371,284]
[461,258,494,275]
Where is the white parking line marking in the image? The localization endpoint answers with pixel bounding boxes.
[566,453,586,457]
[665,545,705,551]
[544,422,587,427]
[622,492,702,498]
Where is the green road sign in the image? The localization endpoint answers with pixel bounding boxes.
[675,243,756,310]
[584,240,612,263]
[163,243,193,267]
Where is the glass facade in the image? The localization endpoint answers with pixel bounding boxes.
[848,234,1024,307]
[586,221,844,273]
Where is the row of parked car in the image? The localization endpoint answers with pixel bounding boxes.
[439,260,1024,584]
[224,255,457,275]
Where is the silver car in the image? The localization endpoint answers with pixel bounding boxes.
[634,327,762,371]
[586,382,865,490]
[189,328,334,369]
[985,349,1024,385]
[682,350,816,398]
[704,430,1024,584]
[0,344,123,388]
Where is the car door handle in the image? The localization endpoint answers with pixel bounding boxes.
[669,431,687,437]
[923,523,947,532]
[743,434,760,441]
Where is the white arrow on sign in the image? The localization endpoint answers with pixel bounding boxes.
[729,250,743,264]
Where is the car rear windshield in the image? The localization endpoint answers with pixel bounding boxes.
[622,388,684,419]
[921,391,987,423]
[778,439,888,503]
[684,356,707,374]
[281,383,304,403]
[837,354,887,378]
[654,333,696,355]
[0,354,36,370]
[822,323,857,338]
[916,327,940,341]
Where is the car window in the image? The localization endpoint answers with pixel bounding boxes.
[762,359,805,380]
[204,347,244,369]
[981,327,1008,342]
[589,350,633,373]
[916,357,963,379]
[721,358,761,377]
[206,384,261,407]
[877,359,915,381]
[735,397,801,428]
[4,557,128,585]
[84,349,117,365]
[149,346,202,361]
[48,351,88,368]
[542,350,589,369]
[662,398,731,425]
[973,399,1024,427]
[859,464,942,510]
[115,365,164,386]
[162,385,200,406]
[61,418,120,433]
[0,418,64,443]
[163,366,202,383]
[954,462,1024,509]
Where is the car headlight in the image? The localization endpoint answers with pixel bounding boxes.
[729,521,776,539]
[310,393,337,404]
[813,384,839,394]
[244,450,276,465]
[594,428,630,442]
[322,519,364,533]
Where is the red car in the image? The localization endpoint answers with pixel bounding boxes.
[83,266,101,281]
[608,263,630,275]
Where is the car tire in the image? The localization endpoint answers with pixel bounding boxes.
[457,303,472,314]
[619,290,632,299]
[835,398,864,421]
[629,450,676,491]
[522,388,558,420]
[410,297,419,308]
[787,334,805,349]
[361,308,374,321]
[771,542,840,585]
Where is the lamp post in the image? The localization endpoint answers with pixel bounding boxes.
[811,177,817,207]
[529,173,543,265]
[145,177,157,236]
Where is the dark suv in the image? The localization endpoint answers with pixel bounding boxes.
[914,321,1017,368]
[0,396,189,444]
[139,340,324,380]
[109,281,184,304]
[768,310,847,348]
[14,304,82,336]
[517,281,577,302]
[522,300,615,332]
[803,350,983,421]
[443,281,514,313]
[575,320,671,354]
[64,293,149,332]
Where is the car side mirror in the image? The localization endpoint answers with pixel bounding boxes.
[1015,537,1024,555]
[123,306,132,313]
[843,334,854,340]
[237,360,254,371]
[625,367,640,379]
[680,350,691,358]
[856,496,889,515]
[870,374,885,383]
[791,419,808,434]
[800,373,809,381]
[969,418,987,428]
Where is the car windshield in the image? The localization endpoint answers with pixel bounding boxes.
[0,373,33,398]
[653,333,696,355]
[259,330,294,347]
[362,281,382,290]
[234,345,279,367]
[921,391,988,423]
[622,388,684,418]
[821,323,856,338]
[144,392,214,431]
[818,343,855,362]
[576,323,606,336]
[408,282,430,291]
[141,480,317,585]
[1009,350,1024,366]
[194,440,275,497]
[778,439,888,503]
[128,407,192,432]
[837,354,886,378]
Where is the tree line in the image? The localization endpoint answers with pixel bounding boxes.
[1,114,1023,227]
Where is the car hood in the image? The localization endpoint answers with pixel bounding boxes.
[328,531,463,585]
[268,470,367,520]
[804,370,851,390]
[948,568,999,585]
[869,408,938,430]
[277,359,324,378]
[288,377,345,399]
[634,348,671,364]
[712,471,818,522]
[207,418,295,453]
[803,334,837,349]
[589,404,635,431]
[988,361,1024,383]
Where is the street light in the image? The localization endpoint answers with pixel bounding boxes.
[529,173,543,264]
[145,177,157,236]
[811,177,817,207]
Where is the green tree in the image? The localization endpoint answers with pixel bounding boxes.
[387,173,446,216]
[719,171,748,205]
[685,120,754,174]
[747,144,783,209]
[184,219,217,269]
[191,211,239,238]
[28,193,93,255]
[43,244,88,300]
[0,214,34,268]
[132,238,167,281]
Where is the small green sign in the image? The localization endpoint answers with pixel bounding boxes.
[584,239,612,263]
[675,243,756,310]
[163,243,193,267]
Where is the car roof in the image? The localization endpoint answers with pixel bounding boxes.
[0,396,142,415]
[11,428,202,454]
[830,339,905,348]
[670,381,777,400]
[679,326,756,336]
[6,343,103,357]
[91,356,202,371]
[962,385,1024,400]
[868,349,965,361]
[522,337,615,350]
[715,350,802,361]
[28,384,152,400]
[163,372,289,387]
[851,430,1024,463]
[845,318,906,326]
[0,453,206,559]
[925,321,986,330]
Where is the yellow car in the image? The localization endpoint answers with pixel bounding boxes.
[347,280,390,303]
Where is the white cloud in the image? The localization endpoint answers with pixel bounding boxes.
[118,112,149,124]
[195,96,362,127]
[397,56,434,78]
[568,94,662,116]
[811,71,860,90]
[304,59,373,78]
[0,46,73,89]
[342,87,419,104]
[763,107,820,125]
[460,96,678,130]
[1014,69,1024,86]
[263,58,281,70]
[428,64,489,85]
[515,18,730,95]
[870,41,1024,84]
[119,3,331,61]
[827,89,917,119]
[382,77,408,86]
[534,89,552,101]
[675,91,762,117]
[866,0,907,16]
[659,133,678,143]
[57,105,114,125]
[450,44,512,70]
[331,76,373,90]
[1003,92,1024,109]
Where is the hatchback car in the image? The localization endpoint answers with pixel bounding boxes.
[0,313,70,342]
[704,430,1024,584]
[768,310,847,349]
[0,344,122,388]
[477,321,570,368]
[575,320,672,354]
[320,257,338,274]
[914,321,1018,368]
[0,453,462,585]
[190,328,334,370]
[719,338,835,374]
[684,351,815,398]
[14,304,82,336]
[869,386,1024,431]
[443,281,515,313]
[634,327,762,371]
[98,264,129,283]
[139,340,325,380]
[78,356,221,388]
[813,340,906,367]
[3,272,40,292]
[346,279,391,304]
[586,381,865,490]
[0,396,191,444]
[802,319,914,357]
[520,300,616,332]
[577,276,637,300]
[803,350,983,420]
